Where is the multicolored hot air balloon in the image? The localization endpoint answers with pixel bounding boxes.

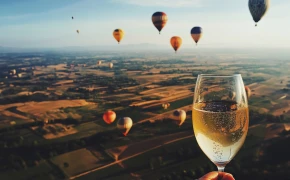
[152,12,168,34]
[191,27,203,45]
[249,0,270,26]
[117,117,133,136]
[173,110,186,126]
[109,63,113,69]
[103,110,116,124]
[245,86,251,98]
[170,36,182,53]
[113,29,124,44]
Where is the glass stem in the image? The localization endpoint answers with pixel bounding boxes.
[217,166,225,172]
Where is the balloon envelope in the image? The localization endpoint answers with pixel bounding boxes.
[117,117,133,136]
[152,12,168,34]
[191,27,203,44]
[103,110,116,124]
[245,86,251,98]
[173,110,186,126]
[113,29,124,44]
[248,0,270,25]
[170,36,182,52]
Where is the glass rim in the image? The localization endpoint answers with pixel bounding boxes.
[198,74,241,77]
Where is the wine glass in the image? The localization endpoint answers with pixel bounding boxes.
[192,74,249,172]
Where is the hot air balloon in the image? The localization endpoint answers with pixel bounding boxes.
[11,69,16,75]
[117,117,133,136]
[229,91,236,100]
[109,63,113,69]
[191,27,203,45]
[152,12,168,34]
[76,30,79,34]
[245,86,251,98]
[98,60,102,65]
[249,0,270,26]
[72,16,74,20]
[163,104,168,109]
[103,110,116,124]
[170,36,182,53]
[113,29,124,44]
[173,110,186,126]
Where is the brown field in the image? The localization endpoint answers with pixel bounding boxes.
[31,123,78,139]
[17,100,95,117]
[0,110,29,120]
[105,146,128,161]
[131,85,193,108]
[47,64,67,70]
[118,131,193,160]
[272,101,290,116]
[265,123,288,140]
[54,80,74,86]
[134,74,182,83]
[51,148,107,177]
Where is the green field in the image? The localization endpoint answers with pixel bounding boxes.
[50,148,112,178]
[0,160,62,180]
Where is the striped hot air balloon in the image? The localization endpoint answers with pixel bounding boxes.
[249,0,270,26]
[191,27,203,45]
[170,36,182,53]
[152,12,168,34]
[117,117,133,136]
[113,29,125,44]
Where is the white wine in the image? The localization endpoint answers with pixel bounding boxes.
[192,101,249,166]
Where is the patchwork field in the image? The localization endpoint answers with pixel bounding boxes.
[50,148,111,178]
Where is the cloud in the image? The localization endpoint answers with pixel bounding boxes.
[111,0,204,8]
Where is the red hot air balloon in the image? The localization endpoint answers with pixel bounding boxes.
[152,12,168,34]
[103,110,116,124]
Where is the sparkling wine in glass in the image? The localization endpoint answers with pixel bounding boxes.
[192,74,249,172]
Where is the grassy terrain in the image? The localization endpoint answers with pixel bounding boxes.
[50,148,111,178]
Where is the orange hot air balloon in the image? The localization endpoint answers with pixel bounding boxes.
[117,117,133,136]
[103,110,116,124]
[113,29,124,44]
[152,12,168,34]
[170,36,182,53]
[245,86,251,98]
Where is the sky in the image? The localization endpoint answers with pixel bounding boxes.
[0,0,289,49]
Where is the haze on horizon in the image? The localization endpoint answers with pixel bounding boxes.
[0,0,289,49]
